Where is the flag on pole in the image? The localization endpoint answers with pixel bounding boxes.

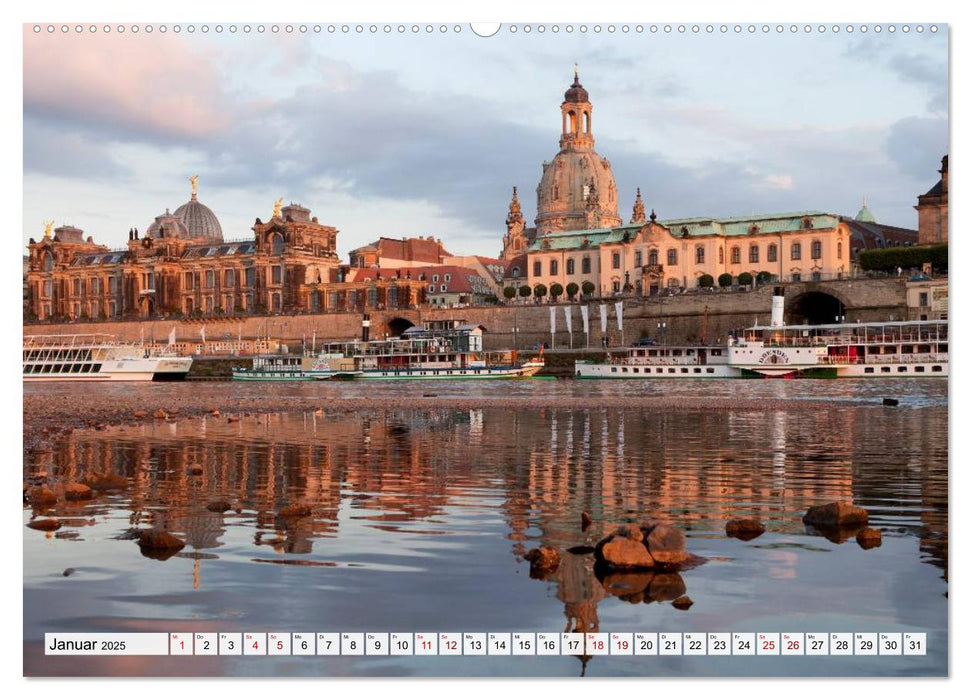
[564,305,573,334]
[615,301,624,331]
[168,327,176,346]
[549,305,557,336]
[580,305,589,335]
[599,304,608,335]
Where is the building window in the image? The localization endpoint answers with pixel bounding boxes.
[206,270,215,288]
[811,240,822,260]
[550,259,558,276]
[184,272,194,289]
[205,297,213,313]
[582,256,591,274]
[635,250,642,268]
[731,246,741,264]
[73,279,81,296]
[811,271,822,281]
[245,267,255,287]
[511,266,520,278]
[767,244,778,262]
[42,252,54,272]
[271,234,285,255]
[837,241,843,260]
[533,260,542,277]
[566,258,575,275]
[109,276,118,294]
[667,249,677,266]
[225,269,235,287]
[648,249,658,266]
[429,285,435,293]
[612,252,621,270]
[272,266,282,284]
[791,272,802,282]
[919,292,929,307]
[433,274,439,282]
[612,281,621,293]
[42,280,52,297]
[791,242,802,260]
[109,301,117,317]
[749,245,759,263]
[695,246,705,264]
[719,247,724,265]
[91,278,100,294]
[444,274,451,282]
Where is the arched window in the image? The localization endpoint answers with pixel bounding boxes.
[566,258,575,275]
[584,111,591,133]
[719,247,724,265]
[568,110,578,133]
[612,252,621,269]
[731,246,741,264]
[533,260,541,277]
[634,250,642,268]
[550,259,558,276]
[767,244,778,262]
[667,248,677,266]
[648,249,658,266]
[581,256,591,274]
[41,252,54,272]
[811,240,822,260]
[511,266,520,278]
[749,245,759,263]
[271,233,285,255]
[837,241,843,260]
[791,242,802,260]
[695,246,705,264]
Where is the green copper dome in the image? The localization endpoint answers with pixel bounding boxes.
[855,198,876,222]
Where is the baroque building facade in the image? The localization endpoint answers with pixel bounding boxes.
[916,155,948,245]
[25,180,427,322]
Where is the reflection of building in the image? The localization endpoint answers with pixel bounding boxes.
[24,180,427,321]
[916,155,948,245]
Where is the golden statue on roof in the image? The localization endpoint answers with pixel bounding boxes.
[43,219,54,238]
[190,175,199,197]
[272,198,284,218]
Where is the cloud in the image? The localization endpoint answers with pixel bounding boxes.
[886,116,949,180]
[23,28,231,142]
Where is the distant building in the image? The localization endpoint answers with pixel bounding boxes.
[24,179,427,321]
[347,265,494,308]
[906,278,948,320]
[916,155,948,245]
[349,235,451,268]
[840,198,918,259]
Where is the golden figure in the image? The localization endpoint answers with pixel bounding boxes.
[190,175,199,197]
[272,198,284,218]
[43,219,54,237]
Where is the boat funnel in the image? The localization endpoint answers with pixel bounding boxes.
[770,286,785,328]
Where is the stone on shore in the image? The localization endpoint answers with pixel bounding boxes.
[726,518,766,541]
[132,410,148,419]
[27,518,62,531]
[27,485,58,506]
[524,545,561,576]
[856,527,883,550]
[672,595,694,610]
[227,415,240,423]
[803,502,869,528]
[278,504,312,518]
[64,482,94,501]
[209,409,220,417]
[595,526,655,569]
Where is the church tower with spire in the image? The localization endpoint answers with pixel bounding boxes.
[534,68,622,235]
[500,186,528,260]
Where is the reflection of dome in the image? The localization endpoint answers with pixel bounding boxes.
[146,209,190,239]
[173,194,223,242]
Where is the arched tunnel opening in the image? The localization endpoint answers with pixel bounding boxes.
[387,317,416,337]
[787,292,846,325]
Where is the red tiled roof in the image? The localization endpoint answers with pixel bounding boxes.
[351,265,487,293]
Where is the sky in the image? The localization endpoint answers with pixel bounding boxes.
[22,23,948,260]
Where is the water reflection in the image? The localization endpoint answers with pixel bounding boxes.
[24,399,948,675]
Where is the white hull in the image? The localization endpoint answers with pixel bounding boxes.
[576,362,738,378]
[23,357,192,382]
[576,360,948,379]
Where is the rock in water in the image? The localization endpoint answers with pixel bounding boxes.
[524,545,561,576]
[672,595,694,610]
[137,530,185,560]
[581,511,593,531]
[598,537,655,570]
[726,518,766,541]
[856,527,883,550]
[206,501,233,513]
[278,504,312,518]
[644,523,687,566]
[27,518,62,531]
[803,502,869,527]
[64,482,94,501]
[27,485,58,506]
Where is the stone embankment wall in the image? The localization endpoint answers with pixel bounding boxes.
[25,278,908,352]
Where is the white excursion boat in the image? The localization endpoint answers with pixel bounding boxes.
[232,321,544,381]
[576,289,947,379]
[316,322,544,380]
[23,334,193,382]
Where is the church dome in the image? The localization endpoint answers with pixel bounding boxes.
[146,209,190,239]
[855,199,876,222]
[564,72,589,103]
[174,195,223,242]
[536,150,621,233]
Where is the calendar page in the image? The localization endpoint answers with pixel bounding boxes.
[19,3,951,687]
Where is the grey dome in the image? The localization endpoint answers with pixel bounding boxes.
[146,209,190,239]
[173,195,223,242]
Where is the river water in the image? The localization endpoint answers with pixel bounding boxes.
[23,379,948,676]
